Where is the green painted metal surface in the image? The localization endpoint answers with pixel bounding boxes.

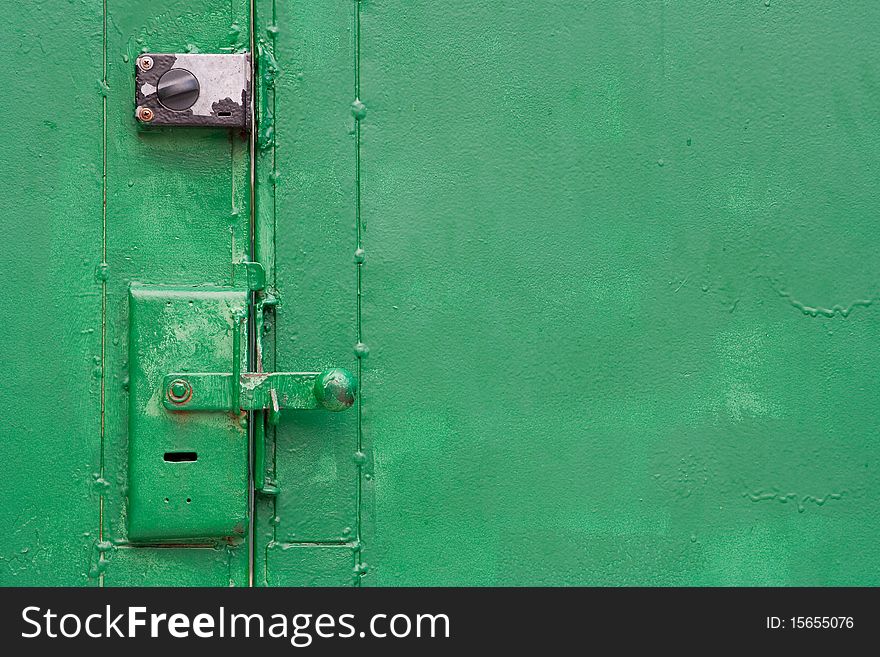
[102,0,252,584]
[3,1,880,586]
[0,0,103,585]
[253,0,363,585]
[354,1,880,586]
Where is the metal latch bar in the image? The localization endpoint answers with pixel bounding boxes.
[162,368,358,415]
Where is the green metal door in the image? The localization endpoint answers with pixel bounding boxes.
[254,1,880,586]
[2,1,880,586]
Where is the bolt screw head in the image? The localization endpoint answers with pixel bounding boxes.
[136,106,154,122]
[167,379,192,404]
[137,56,153,71]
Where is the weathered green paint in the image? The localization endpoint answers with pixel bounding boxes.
[4,1,880,587]
[1,0,251,584]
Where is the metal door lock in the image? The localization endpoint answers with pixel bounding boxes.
[135,53,250,128]
[127,277,356,543]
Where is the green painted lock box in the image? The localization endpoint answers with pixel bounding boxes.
[127,285,249,543]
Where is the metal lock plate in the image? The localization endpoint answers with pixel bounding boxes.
[127,285,248,542]
[134,53,250,128]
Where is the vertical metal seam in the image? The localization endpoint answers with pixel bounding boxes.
[354,0,363,587]
[269,0,279,579]
[247,0,257,588]
[99,0,108,588]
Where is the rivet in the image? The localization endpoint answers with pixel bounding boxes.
[136,106,154,122]
[351,98,366,120]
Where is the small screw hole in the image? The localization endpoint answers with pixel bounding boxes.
[164,497,169,503]
[186,498,191,504]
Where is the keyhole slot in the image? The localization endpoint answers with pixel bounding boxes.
[164,451,198,462]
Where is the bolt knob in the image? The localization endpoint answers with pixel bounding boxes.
[314,368,358,412]
[157,68,200,111]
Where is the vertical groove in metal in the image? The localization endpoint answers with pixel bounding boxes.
[247,0,257,588]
